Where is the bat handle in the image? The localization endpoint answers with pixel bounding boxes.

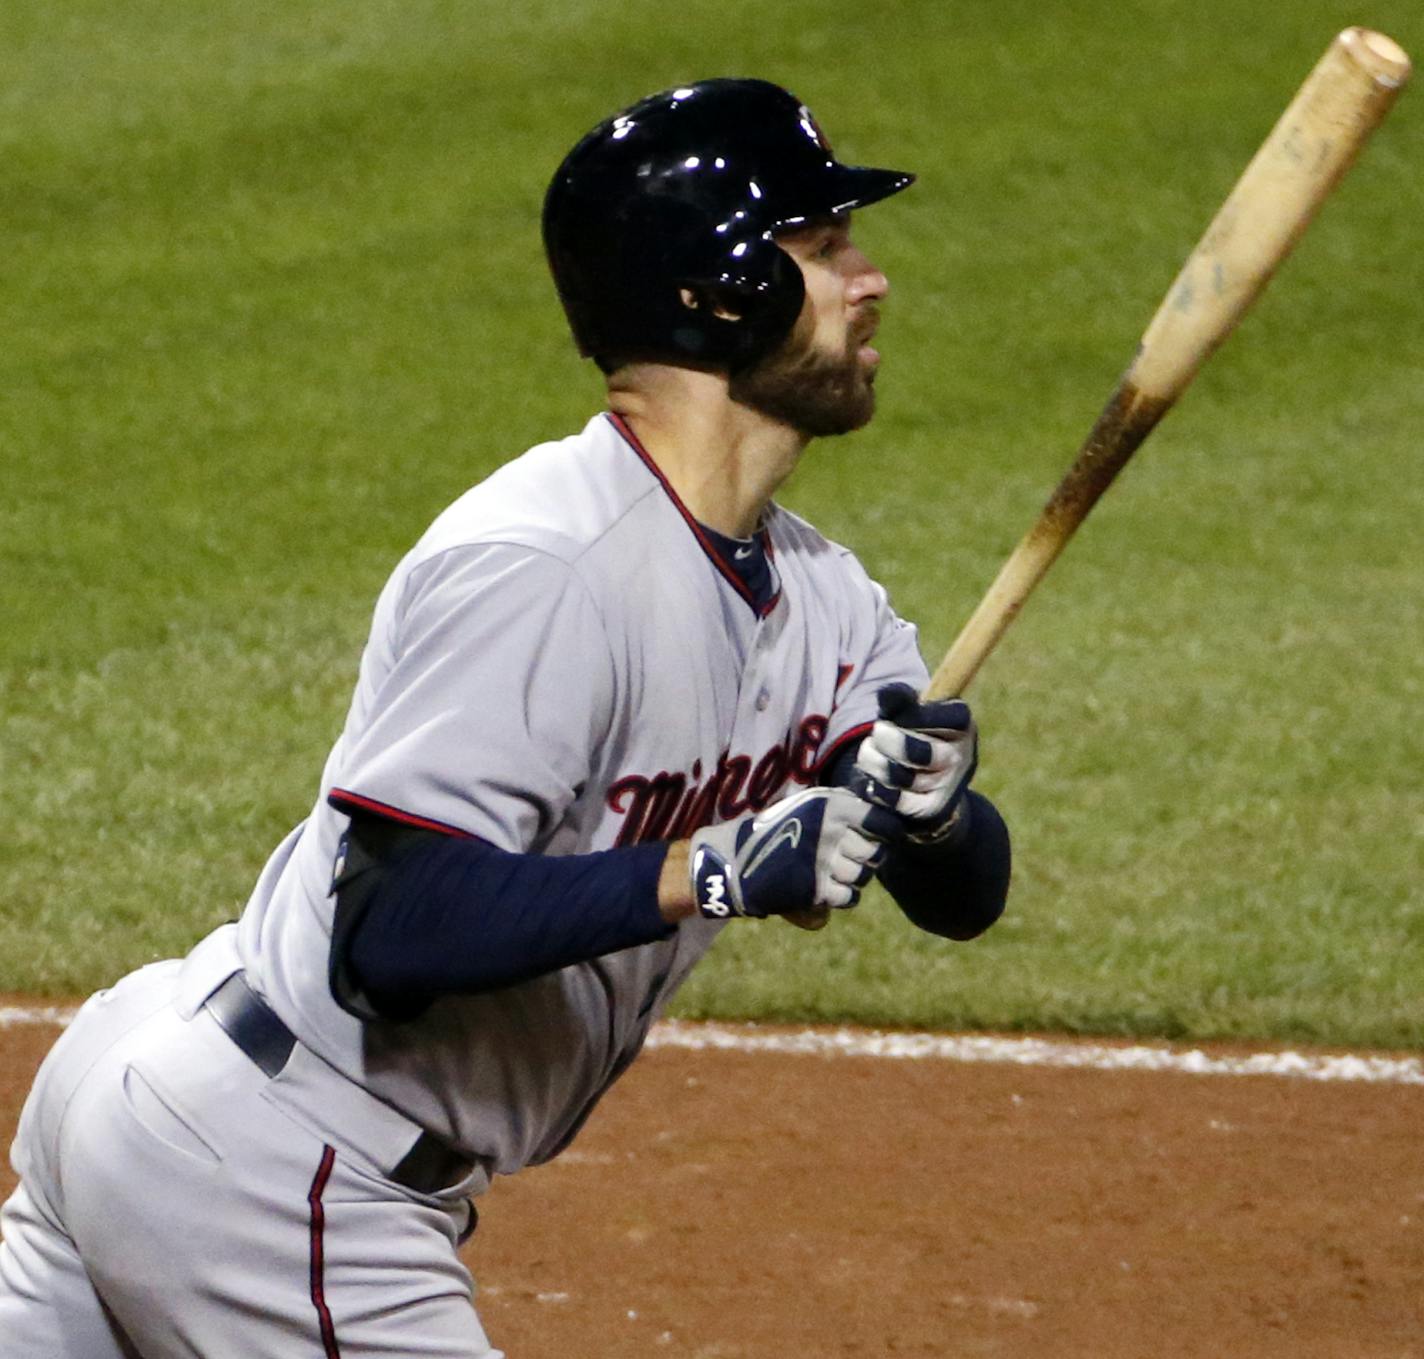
[923,554,1039,700]
[924,383,1171,701]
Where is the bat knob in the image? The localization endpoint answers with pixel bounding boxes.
[782,905,831,932]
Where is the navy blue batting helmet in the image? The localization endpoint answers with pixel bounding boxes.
[542,79,914,370]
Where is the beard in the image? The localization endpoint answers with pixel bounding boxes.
[729,312,879,438]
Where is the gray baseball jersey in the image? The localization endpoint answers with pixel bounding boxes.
[236,411,928,1180]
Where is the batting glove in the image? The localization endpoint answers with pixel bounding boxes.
[688,787,901,920]
[851,683,978,844]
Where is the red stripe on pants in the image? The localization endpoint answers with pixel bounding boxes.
[308,1145,342,1358]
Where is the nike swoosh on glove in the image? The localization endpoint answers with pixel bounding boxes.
[687,787,901,919]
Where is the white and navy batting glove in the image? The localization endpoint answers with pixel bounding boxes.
[688,787,900,919]
[851,683,978,844]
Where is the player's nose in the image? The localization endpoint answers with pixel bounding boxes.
[846,247,889,304]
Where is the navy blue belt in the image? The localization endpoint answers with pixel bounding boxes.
[204,971,474,1197]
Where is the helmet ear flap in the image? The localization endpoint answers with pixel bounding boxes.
[677,236,805,369]
[723,240,805,368]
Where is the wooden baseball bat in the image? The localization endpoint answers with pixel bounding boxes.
[787,29,1408,934]
[924,27,1410,701]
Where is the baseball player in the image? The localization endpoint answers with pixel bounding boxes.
[0,78,1010,1356]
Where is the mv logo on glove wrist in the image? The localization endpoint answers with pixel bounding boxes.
[692,846,736,918]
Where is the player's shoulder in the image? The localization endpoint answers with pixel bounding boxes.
[766,503,878,584]
[766,502,910,638]
[410,414,657,568]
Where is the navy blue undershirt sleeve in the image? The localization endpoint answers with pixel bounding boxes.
[329,812,675,1022]
[875,791,1011,940]
[821,742,1011,940]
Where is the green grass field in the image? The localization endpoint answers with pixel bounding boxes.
[2,0,1421,1046]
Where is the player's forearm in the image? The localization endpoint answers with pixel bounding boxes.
[875,791,1011,940]
[332,817,680,1019]
[332,779,905,1023]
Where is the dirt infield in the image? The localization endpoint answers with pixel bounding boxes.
[3,1016,1421,1357]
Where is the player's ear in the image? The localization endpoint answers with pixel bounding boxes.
[678,286,744,323]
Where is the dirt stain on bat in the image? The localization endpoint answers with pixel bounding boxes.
[1029,381,1173,549]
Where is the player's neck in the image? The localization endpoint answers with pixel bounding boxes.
[607,367,808,538]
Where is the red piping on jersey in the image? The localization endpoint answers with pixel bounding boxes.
[327,789,473,838]
[308,1145,342,1359]
[605,412,782,619]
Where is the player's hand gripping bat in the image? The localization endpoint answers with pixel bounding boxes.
[788,28,1410,932]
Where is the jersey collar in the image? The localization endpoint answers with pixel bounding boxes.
[606,412,782,619]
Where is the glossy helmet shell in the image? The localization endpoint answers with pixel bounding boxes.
[542,78,914,370]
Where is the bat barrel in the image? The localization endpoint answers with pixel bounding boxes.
[924,28,1410,703]
[1130,27,1411,404]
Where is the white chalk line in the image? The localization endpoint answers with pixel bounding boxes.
[4,1005,1420,1087]
[0,1006,81,1028]
[647,1021,1424,1086]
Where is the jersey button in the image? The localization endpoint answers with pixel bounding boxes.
[755,689,770,712]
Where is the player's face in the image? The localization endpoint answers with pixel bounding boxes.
[729,215,889,438]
